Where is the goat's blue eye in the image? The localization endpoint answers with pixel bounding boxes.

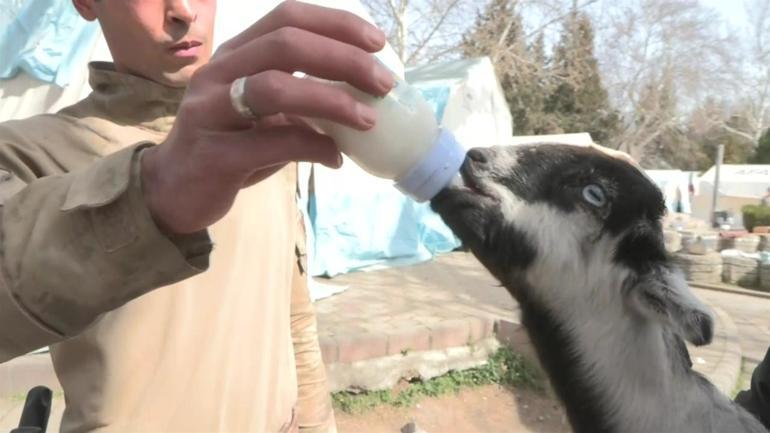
[582,184,607,207]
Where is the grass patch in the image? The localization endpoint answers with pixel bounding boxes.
[332,347,544,414]
[7,390,64,402]
[8,393,27,402]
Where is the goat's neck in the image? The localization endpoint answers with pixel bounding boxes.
[516,279,703,433]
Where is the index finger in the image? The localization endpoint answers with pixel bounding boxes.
[218,1,386,54]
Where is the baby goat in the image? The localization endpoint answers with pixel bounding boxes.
[431,144,768,433]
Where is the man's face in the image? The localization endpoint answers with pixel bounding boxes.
[75,0,216,87]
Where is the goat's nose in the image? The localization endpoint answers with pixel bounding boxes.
[466,148,490,165]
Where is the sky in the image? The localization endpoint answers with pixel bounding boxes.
[699,0,750,30]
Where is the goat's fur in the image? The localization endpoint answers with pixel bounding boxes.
[431,144,768,433]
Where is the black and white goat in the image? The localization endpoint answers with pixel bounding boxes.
[431,144,768,433]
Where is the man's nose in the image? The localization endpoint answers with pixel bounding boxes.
[167,0,197,26]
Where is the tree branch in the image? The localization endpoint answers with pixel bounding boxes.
[524,0,600,39]
[720,122,757,143]
[406,0,463,65]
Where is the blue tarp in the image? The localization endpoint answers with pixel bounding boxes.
[0,0,99,86]
[307,183,460,277]
[413,84,450,123]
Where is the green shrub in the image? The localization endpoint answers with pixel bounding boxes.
[743,205,770,232]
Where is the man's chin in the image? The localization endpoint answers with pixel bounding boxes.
[159,64,201,88]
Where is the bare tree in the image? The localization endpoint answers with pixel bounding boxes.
[361,0,477,66]
[718,0,770,147]
[363,0,599,67]
[591,0,738,159]
[365,0,764,166]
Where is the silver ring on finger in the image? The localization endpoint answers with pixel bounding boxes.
[229,76,260,121]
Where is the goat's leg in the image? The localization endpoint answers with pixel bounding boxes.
[736,346,770,429]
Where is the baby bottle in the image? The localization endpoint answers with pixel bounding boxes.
[309,76,466,202]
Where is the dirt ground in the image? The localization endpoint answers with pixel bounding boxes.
[335,384,571,433]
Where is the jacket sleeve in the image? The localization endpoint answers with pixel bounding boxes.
[290,225,337,433]
[0,142,212,363]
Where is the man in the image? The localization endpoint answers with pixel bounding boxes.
[0,0,393,431]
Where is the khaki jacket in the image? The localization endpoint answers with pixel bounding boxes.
[0,63,334,433]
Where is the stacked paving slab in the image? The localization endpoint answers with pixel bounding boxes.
[668,225,769,290]
[674,252,723,284]
[758,235,770,252]
[722,255,760,288]
[760,262,770,291]
[734,235,761,253]
[674,232,723,284]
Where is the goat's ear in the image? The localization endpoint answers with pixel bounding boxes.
[625,266,714,346]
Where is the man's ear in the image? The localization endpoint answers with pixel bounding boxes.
[625,265,714,346]
[72,0,98,21]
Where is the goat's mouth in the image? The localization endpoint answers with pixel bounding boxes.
[460,167,498,199]
[433,164,497,205]
[431,163,498,235]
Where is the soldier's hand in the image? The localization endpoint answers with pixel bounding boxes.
[141,1,394,234]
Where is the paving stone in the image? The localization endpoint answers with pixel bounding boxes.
[428,319,471,350]
[0,398,21,426]
[336,333,388,363]
[468,316,495,343]
[319,336,338,364]
[386,326,431,355]
[0,402,23,431]
[0,355,61,399]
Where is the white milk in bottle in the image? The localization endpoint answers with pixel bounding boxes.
[309,76,466,202]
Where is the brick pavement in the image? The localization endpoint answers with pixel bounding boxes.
[696,288,770,389]
[314,252,517,364]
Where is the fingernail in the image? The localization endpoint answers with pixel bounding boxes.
[358,103,377,128]
[367,28,386,48]
[374,64,394,94]
[336,154,344,168]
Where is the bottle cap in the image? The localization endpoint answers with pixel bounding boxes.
[395,129,466,202]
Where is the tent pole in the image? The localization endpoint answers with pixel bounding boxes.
[710,144,724,227]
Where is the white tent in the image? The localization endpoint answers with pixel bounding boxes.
[645,170,692,214]
[691,165,770,226]
[405,57,513,148]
